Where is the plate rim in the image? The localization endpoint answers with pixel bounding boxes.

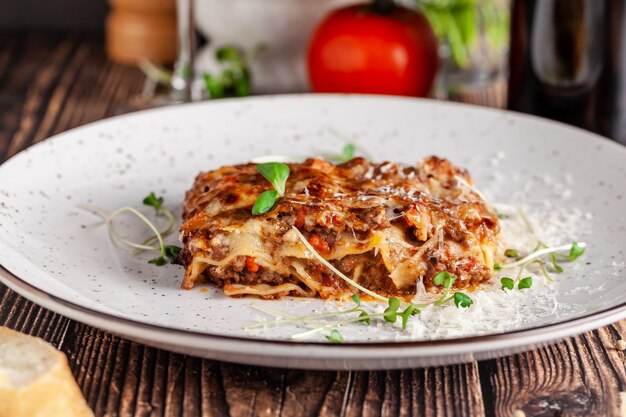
[1,264,625,351]
[1,94,625,364]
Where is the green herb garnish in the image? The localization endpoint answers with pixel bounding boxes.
[148,256,167,266]
[143,192,164,213]
[453,292,473,308]
[251,190,279,215]
[149,245,181,267]
[549,253,564,273]
[358,311,371,325]
[400,304,419,329]
[164,245,182,259]
[500,277,515,291]
[326,329,344,343]
[383,297,401,323]
[518,276,533,290]
[569,241,585,261]
[494,263,502,270]
[497,242,587,287]
[81,192,179,268]
[433,271,454,287]
[252,163,290,215]
[203,46,251,99]
[257,163,290,195]
[341,144,356,162]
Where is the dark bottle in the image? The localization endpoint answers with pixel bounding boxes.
[508,0,626,145]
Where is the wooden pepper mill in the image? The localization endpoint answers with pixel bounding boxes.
[106,0,178,64]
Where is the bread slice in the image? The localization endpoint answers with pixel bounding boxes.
[0,327,93,417]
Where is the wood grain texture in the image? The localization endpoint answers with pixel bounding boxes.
[0,32,625,417]
[480,324,626,417]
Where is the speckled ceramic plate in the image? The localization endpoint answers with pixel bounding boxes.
[0,95,625,370]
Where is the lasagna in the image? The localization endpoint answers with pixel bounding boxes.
[175,157,499,300]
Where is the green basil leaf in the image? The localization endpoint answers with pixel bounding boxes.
[252,190,278,215]
[256,163,290,196]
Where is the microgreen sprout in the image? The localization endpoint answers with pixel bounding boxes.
[358,311,371,325]
[148,256,167,266]
[433,271,456,306]
[569,242,585,260]
[341,144,356,162]
[249,291,422,342]
[248,268,475,342]
[79,193,180,267]
[453,292,473,308]
[498,242,586,270]
[400,304,419,329]
[500,277,515,291]
[500,273,533,291]
[326,329,344,344]
[164,245,182,258]
[143,192,164,213]
[549,253,564,273]
[518,276,533,290]
[383,297,401,323]
[497,208,587,286]
[429,271,474,309]
[323,142,362,163]
[252,162,290,215]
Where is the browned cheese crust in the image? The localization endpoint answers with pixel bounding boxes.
[176,157,499,300]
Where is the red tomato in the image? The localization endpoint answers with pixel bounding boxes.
[307,3,439,97]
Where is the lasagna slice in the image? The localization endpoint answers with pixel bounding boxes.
[175,157,499,300]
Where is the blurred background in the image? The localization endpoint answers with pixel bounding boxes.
[2,0,625,144]
[0,0,107,30]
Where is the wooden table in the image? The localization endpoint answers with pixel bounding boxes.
[1,32,625,417]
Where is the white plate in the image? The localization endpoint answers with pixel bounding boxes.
[0,95,624,370]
